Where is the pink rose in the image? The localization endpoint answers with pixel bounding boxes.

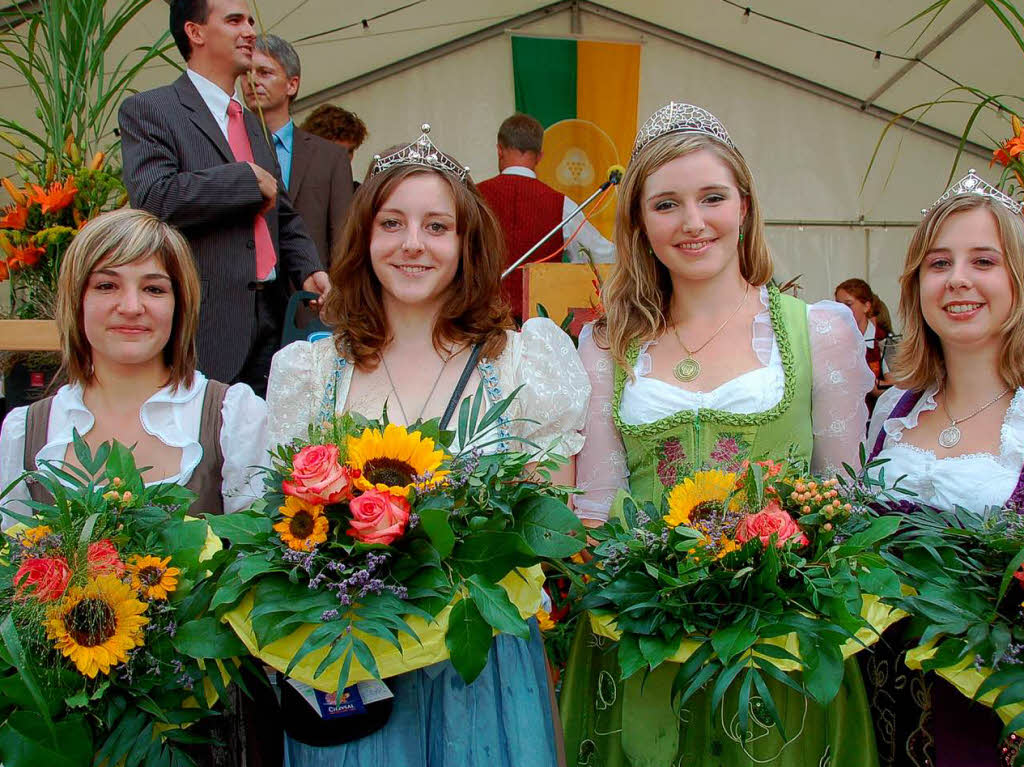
[86,539,124,576]
[283,444,353,505]
[15,556,71,602]
[735,501,809,548]
[346,490,411,545]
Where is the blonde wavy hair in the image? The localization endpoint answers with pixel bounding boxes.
[56,208,201,389]
[597,132,773,373]
[892,194,1024,391]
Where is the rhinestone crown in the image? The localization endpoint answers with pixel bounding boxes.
[370,124,470,182]
[632,102,735,158]
[924,169,1022,216]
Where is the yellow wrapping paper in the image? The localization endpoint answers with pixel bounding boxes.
[223,565,545,692]
[905,639,1024,732]
[589,593,907,671]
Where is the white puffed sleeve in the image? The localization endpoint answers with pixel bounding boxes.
[509,317,591,458]
[266,341,320,450]
[865,385,906,458]
[806,300,874,474]
[219,383,269,514]
[574,324,629,523]
[0,406,31,529]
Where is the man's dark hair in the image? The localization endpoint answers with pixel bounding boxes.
[170,0,210,61]
[497,113,544,153]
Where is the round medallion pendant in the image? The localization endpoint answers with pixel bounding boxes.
[674,357,701,382]
[938,424,962,449]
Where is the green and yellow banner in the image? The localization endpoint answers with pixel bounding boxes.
[511,36,641,238]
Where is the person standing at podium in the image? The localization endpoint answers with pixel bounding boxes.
[478,113,614,321]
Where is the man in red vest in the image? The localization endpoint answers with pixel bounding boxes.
[478,113,614,321]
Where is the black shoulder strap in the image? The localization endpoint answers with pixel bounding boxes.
[439,344,482,431]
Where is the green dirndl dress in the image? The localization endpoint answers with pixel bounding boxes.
[559,287,879,767]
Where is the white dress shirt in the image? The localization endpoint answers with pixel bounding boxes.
[501,167,615,264]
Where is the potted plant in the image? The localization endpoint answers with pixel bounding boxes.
[0,0,172,408]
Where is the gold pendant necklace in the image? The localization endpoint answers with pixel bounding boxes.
[671,283,750,383]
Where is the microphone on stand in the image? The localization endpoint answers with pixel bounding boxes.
[501,164,625,280]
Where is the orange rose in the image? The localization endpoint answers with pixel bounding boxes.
[346,490,410,545]
[735,500,808,548]
[86,539,124,576]
[14,556,71,602]
[283,444,354,505]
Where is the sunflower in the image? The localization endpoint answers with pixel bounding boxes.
[127,555,180,600]
[346,423,448,497]
[274,496,329,551]
[44,575,148,678]
[664,470,740,529]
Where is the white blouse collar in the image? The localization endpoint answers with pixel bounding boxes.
[882,385,1024,468]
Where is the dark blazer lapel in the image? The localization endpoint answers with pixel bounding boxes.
[173,74,233,162]
[288,130,313,199]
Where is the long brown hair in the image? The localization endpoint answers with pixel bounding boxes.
[56,208,200,390]
[597,132,772,375]
[835,277,892,335]
[892,194,1024,391]
[322,164,512,368]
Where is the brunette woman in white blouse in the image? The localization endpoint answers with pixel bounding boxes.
[0,208,266,524]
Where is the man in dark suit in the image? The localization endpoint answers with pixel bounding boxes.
[241,34,353,267]
[118,0,328,396]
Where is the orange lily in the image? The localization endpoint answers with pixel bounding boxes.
[1005,135,1024,158]
[8,243,45,270]
[0,205,28,230]
[992,147,1013,167]
[1,178,26,206]
[28,178,77,214]
[0,259,8,281]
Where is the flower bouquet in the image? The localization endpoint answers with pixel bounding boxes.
[577,458,905,735]
[211,389,586,696]
[885,503,1024,742]
[0,436,249,767]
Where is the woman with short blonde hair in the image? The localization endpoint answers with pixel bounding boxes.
[1,208,266,521]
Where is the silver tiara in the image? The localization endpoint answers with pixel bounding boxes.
[370,124,470,183]
[632,102,735,158]
[923,169,1023,217]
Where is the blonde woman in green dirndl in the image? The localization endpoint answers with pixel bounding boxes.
[560,103,878,767]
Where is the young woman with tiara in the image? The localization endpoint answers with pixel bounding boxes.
[862,173,1024,767]
[560,103,877,766]
[264,125,590,766]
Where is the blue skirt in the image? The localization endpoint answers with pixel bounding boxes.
[283,620,559,767]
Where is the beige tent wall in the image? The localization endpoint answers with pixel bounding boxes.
[1,2,1004,329]
[290,7,973,322]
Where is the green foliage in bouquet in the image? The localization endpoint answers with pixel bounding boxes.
[0,435,250,767]
[577,458,904,738]
[210,386,586,693]
[887,503,1024,741]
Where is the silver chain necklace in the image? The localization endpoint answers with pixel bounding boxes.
[380,350,453,425]
[937,386,1011,449]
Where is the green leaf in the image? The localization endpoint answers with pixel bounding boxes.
[751,665,789,740]
[711,623,757,665]
[466,575,530,640]
[452,532,533,582]
[445,598,493,684]
[208,511,273,546]
[171,616,248,659]
[639,632,681,671]
[833,515,901,557]
[513,496,585,558]
[798,636,844,706]
[0,712,92,767]
[593,572,658,609]
[617,634,647,679]
[418,506,456,558]
[856,566,902,599]
[0,616,55,738]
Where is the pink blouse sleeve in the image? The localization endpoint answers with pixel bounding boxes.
[574,324,630,522]
[806,301,874,475]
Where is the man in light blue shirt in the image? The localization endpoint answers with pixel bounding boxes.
[241,34,352,267]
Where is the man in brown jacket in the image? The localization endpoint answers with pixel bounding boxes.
[241,33,353,267]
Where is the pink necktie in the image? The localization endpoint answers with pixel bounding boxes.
[227,100,276,280]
